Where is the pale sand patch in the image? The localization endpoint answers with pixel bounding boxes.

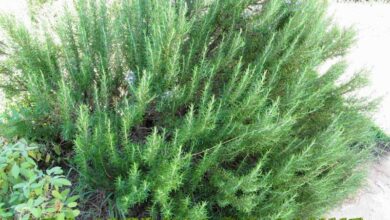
[329,2,390,134]
[327,2,390,220]
[0,0,29,24]
[327,154,390,219]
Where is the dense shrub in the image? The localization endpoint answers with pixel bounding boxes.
[372,125,390,155]
[0,0,376,219]
[0,139,79,219]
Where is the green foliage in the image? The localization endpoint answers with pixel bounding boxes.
[0,0,377,219]
[371,125,390,155]
[0,139,79,219]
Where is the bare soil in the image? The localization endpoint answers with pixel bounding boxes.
[327,2,390,219]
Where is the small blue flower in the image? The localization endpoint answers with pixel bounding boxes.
[126,70,136,86]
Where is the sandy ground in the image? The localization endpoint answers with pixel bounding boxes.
[327,2,390,220]
[0,1,389,219]
[328,152,390,219]
[329,2,390,134]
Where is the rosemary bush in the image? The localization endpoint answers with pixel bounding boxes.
[0,0,376,218]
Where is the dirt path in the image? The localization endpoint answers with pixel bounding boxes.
[327,2,390,219]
